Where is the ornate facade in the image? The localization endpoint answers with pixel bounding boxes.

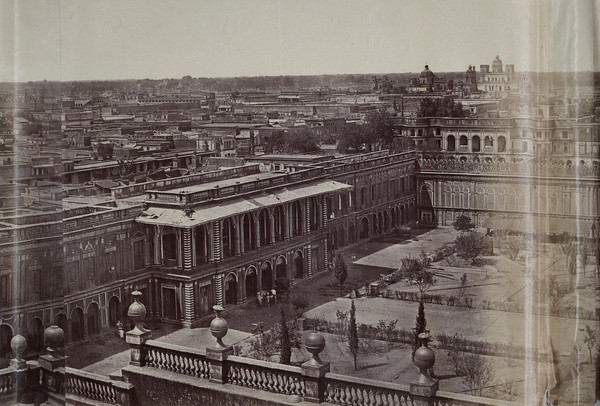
[0,150,418,353]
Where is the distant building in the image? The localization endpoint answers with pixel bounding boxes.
[478,55,515,94]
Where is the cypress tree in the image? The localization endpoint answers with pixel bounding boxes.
[280,307,291,365]
[413,300,427,358]
[348,300,359,370]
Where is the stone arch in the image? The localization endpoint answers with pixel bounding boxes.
[70,307,85,342]
[245,266,258,298]
[108,295,120,327]
[348,221,356,243]
[338,226,345,247]
[498,135,506,152]
[224,272,238,305]
[86,302,101,337]
[447,135,456,151]
[260,261,273,291]
[330,227,338,251]
[294,250,304,279]
[377,212,384,234]
[360,217,369,239]
[472,135,481,152]
[383,210,389,232]
[372,213,378,235]
[484,136,493,147]
[0,324,14,359]
[459,135,468,146]
[275,255,287,279]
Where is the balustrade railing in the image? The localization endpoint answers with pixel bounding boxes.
[324,373,414,406]
[65,367,133,405]
[0,368,15,395]
[226,355,305,397]
[144,340,211,379]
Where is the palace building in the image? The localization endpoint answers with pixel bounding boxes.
[0,150,418,353]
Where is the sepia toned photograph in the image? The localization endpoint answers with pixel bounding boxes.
[0,0,598,404]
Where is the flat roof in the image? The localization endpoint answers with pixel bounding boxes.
[138,179,351,228]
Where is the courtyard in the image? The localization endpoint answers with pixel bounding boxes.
[68,226,598,404]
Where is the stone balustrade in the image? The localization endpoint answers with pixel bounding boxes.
[0,368,15,395]
[144,340,211,379]
[227,355,306,397]
[324,373,414,405]
[65,367,134,405]
[75,293,519,405]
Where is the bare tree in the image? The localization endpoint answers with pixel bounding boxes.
[559,233,577,279]
[583,324,596,363]
[504,235,523,261]
[462,354,494,396]
[397,251,436,298]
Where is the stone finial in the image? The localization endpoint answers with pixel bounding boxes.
[304,330,326,366]
[10,334,27,370]
[44,325,64,356]
[414,333,435,384]
[127,290,149,334]
[209,305,228,349]
[410,332,439,398]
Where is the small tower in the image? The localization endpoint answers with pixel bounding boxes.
[492,55,503,73]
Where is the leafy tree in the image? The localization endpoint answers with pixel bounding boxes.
[97,142,114,160]
[288,291,309,318]
[279,308,292,365]
[337,123,368,153]
[264,130,286,154]
[454,231,487,264]
[331,252,348,297]
[365,110,395,148]
[285,128,320,153]
[348,300,359,370]
[453,215,475,232]
[417,97,468,118]
[397,251,436,297]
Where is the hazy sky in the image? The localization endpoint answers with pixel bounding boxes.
[1,0,598,82]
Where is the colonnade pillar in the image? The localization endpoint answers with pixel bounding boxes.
[182,228,192,271]
[234,217,241,256]
[269,208,276,245]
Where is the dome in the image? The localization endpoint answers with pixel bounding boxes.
[420,65,434,78]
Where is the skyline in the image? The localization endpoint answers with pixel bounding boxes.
[1,0,598,83]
